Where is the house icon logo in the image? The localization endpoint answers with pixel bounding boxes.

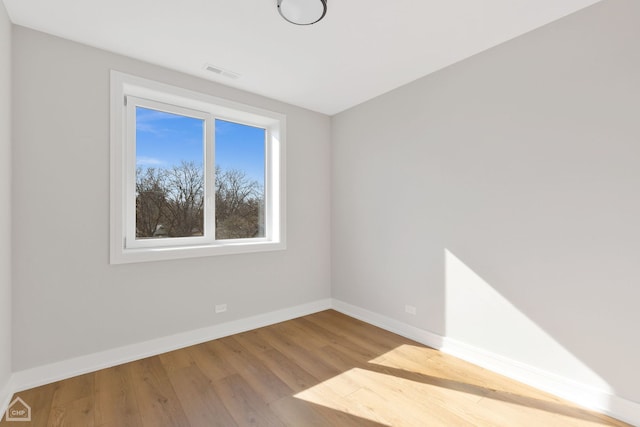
[5,397,31,422]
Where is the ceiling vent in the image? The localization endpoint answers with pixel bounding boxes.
[204,64,241,80]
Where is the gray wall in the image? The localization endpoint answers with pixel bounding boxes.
[0,0,12,394]
[7,0,640,411]
[332,0,640,403]
[11,27,331,370]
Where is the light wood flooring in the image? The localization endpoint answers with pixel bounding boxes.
[2,310,630,426]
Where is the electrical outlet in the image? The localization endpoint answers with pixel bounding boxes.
[405,304,417,315]
[215,304,227,314]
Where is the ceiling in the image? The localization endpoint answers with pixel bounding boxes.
[3,0,602,115]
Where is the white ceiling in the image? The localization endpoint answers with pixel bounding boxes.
[3,0,602,115]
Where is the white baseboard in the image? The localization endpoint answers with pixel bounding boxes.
[5,298,639,426]
[11,298,332,394]
[440,337,640,426]
[331,299,640,427]
[331,299,444,349]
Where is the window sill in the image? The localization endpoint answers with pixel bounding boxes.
[110,240,286,264]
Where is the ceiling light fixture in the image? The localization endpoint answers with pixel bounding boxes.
[277,0,327,25]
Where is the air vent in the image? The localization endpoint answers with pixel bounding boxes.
[205,65,223,74]
[204,64,241,80]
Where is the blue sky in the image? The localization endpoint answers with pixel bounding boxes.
[136,107,266,185]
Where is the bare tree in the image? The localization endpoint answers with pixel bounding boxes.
[215,167,264,239]
[164,161,205,237]
[136,163,262,239]
[136,167,168,238]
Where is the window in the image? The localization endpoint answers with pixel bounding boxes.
[110,71,286,263]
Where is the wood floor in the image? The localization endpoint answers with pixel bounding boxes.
[2,310,630,426]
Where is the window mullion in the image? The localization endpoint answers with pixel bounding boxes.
[205,114,215,241]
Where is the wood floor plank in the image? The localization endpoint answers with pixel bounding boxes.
[94,364,143,427]
[275,394,391,427]
[49,396,95,427]
[164,363,238,427]
[126,357,190,427]
[157,346,196,375]
[348,384,473,427]
[49,373,94,408]
[0,310,631,427]
[233,328,278,354]
[7,382,57,426]
[187,339,238,382]
[47,373,95,427]
[254,325,342,382]
[216,336,293,404]
[212,373,286,427]
[303,311,411,358]
[269,396,333,427]
[253,347,320,392]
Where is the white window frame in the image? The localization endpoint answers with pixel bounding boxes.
[110,71,286,264]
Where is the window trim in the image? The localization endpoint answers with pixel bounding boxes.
[110,71,286,264]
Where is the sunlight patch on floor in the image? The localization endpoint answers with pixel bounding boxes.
[294,366,485,426]
[295,345,620,426]
[369,343,555,401]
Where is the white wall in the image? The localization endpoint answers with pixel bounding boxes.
[332,0,640,405]
[0,0,12,404]
[11,26,331,371]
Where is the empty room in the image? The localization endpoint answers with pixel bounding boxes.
[0,0,639,425]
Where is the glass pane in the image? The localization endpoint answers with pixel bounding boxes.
[215,119,266,239]
[135,106,205,239]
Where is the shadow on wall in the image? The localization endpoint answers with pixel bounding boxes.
[442,246,637,417]
[444,248,611,391]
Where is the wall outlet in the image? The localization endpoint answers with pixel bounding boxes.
[215,304,227,313]
[405,304,417,315]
